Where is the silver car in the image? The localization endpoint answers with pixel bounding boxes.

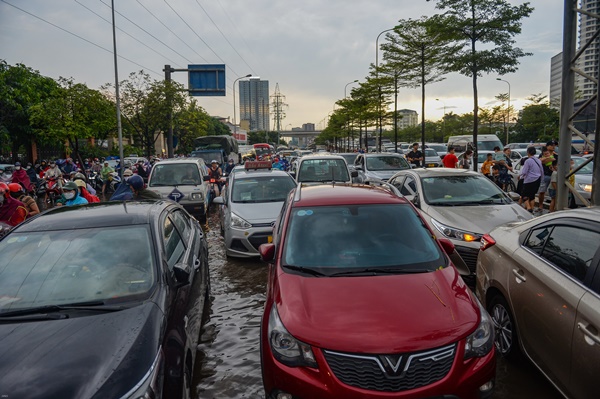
[291,154,355,184]
[388,168,532,282]
[353,153,411,183]
[213,164,296,258]
[476,207,600,399]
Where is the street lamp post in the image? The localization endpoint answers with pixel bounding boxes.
[435,98,446,143]
[345,79,358,98]
[496,78,511,145]
[233,74,252,146]
[375,27,395,152]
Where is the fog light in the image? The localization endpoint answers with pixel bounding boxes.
[276,393,293,399]
[479,380,494,392]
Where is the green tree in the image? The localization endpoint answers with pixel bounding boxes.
[428,0,533,169]
[381,17,461,149]
[512,94,559,142]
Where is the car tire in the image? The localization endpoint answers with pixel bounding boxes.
[488,295,521,360]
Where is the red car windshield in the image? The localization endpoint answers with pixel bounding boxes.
[282,204,445,274]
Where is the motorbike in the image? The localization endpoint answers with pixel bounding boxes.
[207,177,225,210]
[94,172,121,194]
[44,177,63,206]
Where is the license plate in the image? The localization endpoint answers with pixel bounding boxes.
[428,163,436,167]
[267,236,273,243]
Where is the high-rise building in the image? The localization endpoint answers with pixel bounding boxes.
[397,109,418,129]
[239,79,270,131]
[550,52,562,109]
[576,0,600,100]
[302,123,315,131]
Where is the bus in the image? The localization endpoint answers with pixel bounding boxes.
[253,143,273,159]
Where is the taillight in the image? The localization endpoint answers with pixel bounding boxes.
[480,234,496,251]
[210,178,216,183]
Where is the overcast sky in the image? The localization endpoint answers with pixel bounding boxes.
[1,0,563,129]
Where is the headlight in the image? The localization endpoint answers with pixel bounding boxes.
[231,212,251,229]
[464,296,494,359]
[431,218,482,242]
[191,192,204,200]
[268,305,317,368]
[578,183,592,193]
[122,349,163,399]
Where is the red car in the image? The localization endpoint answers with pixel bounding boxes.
[259,184,496,399]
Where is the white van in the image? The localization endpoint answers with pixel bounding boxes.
[447,134,503,152]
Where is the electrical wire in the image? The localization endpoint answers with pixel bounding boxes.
[0,0,162,76]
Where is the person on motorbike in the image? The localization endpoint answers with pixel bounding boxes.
[128,175,161,200]
[11,162,33,194]
[135,161,148,181]
[0,182,28,227]
[100,161,114,195]
[208,160,223,197]
[74,180,100,203]
[0,166,10,184]
[224,159,236,175]
[56,181,88,207]
[8,183,40,218]
[44,161,64,188]
[26,163,39,186]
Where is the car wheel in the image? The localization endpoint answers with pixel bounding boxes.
[488,295,521,360]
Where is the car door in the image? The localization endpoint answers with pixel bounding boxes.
[509,221,600,394]
[354,155,366,182]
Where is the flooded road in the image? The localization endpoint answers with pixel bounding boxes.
[193,210,561,399]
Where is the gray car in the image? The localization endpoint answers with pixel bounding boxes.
[476,207,600,399]
[353,153,411,183]
[388,168,533,282]
[291,154,355,184]
[213,165,296,258]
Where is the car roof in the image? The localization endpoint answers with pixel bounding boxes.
[361,152,403,156]
[399,168,479,178]
[234,168,292,179]
[299,154,346,160]
[293,184,409,207]
[14,201,170,232]
[151,157,205,165]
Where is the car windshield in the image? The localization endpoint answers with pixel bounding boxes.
[232,175,295,203]
[255,147,271,157]
[149,163,201,186]
[477,140,503,151]
[573,157,594,174]
[298,159,350,182]
[191,151,223,166]
[422,175,509,205]
[424,149,438,157]
[0,226,156,313]
[339,154,357,164]
[366,156,410,171]
[282,204,444,273]
[427,145,446,153]
[478,153,491,163]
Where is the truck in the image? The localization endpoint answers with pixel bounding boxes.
[192,135,240,166]
[447,134,503,152]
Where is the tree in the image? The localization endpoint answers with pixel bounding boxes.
[428,0,533,169]
[512,94,559,142]
[381,17,461,151]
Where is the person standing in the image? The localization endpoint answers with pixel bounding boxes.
[537,141,557,214]
[100,161,114,195]
[459,150,473,169]
[481,153,494,179]
[519,147,544,213]
[442,146,458,168]
[406,143,423,167]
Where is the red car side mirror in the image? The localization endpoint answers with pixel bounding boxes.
[259,243,275,262]
[438,238,455,256]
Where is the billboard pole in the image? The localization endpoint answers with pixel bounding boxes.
[164,65,174,158]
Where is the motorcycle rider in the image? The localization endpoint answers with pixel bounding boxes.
[44,161,64,188]
[208,160,223,197]
[74,179,100,203]
[224,159,236,175]
[135,161,148,181]
[128,175,161,200]
[8,183,40,217]
[0,182,28,227]
[0,166,10,184]
[56,181,88,207]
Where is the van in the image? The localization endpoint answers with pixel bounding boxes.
[447,134,503,152]
[147,158,210,222]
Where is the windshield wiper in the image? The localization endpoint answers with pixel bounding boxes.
[0,300,126,318]
[330,268,432,277]
[282,265,327,277]
[455,200,496,206]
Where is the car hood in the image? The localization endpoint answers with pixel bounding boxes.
[232,201,283,224]
[425,203,532,235]
[0,302,163,399]
[275,266,478,353]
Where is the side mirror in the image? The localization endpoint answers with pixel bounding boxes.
[351,170,358,178]
[507,191,520,201]
[213,196,224,205]
[355,165,363,171]
[289,171,296,178]
[172,263,190,288]
[438,238,455,256]
[405,193,420,207]
[203,175,210,182]
[259,243,275,262]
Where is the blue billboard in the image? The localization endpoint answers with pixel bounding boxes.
[188,64,226,96]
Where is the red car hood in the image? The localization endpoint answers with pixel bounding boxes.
[275,266,478,354]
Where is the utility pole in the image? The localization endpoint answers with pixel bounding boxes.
[271,83,288,148]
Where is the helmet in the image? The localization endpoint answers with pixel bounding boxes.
[14,161,21,167]
[211,160,218,164]
[74,172,86,180]
[63,182,79,192]
[123,169,133,177]
[8,183,23,193]
[129,175,144,190]
[0,182,10,194]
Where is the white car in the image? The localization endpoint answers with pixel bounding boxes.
[353,153,411,182]
[290,154,356,184]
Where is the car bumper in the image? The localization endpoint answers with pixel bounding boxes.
[262,330,495,399]
[181,202,206,219]
[224,225,273,258]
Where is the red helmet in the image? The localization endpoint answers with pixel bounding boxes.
[8,183,23,193]
[0,182,9,195]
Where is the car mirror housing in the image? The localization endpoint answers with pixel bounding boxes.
[438,238,455,256]
[259,243,275,262]
[213,196,224,205]
[507,192,520,201]
[203,175,210,182]
[172,263,190,287]
[351,170,358,178]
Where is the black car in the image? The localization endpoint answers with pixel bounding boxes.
[0,201,209,398]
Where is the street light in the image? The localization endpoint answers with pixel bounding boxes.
[435,98,447,143]
[233,74,252,142]
[375,27,396,152]
[496,78,511,145]
[345,79,359,98]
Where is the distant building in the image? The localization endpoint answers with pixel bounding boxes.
[576,0,600,101]
[550,52,562,109]
[239,79,270,131]
[302,123,315,131]
[397,109,418,129]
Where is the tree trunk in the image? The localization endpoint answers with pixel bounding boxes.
[471,4,478,172]
[421,46,426,155]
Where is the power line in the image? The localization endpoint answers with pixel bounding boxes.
[74,0,184,69]
[0,0,162,76]
[193,0,255,75]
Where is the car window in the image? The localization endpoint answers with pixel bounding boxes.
[163,216,186,269]
[401,176,417,196]
[539,225,600,283]
[389,176,405,191]
[297,159,350,182]
[150,163,201,187]
[232,176,296,203]
[282,204,444,272]
[0,226,156,311]
[170,211,192,242]
[365,156,410,171]
[524,227,552,256]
